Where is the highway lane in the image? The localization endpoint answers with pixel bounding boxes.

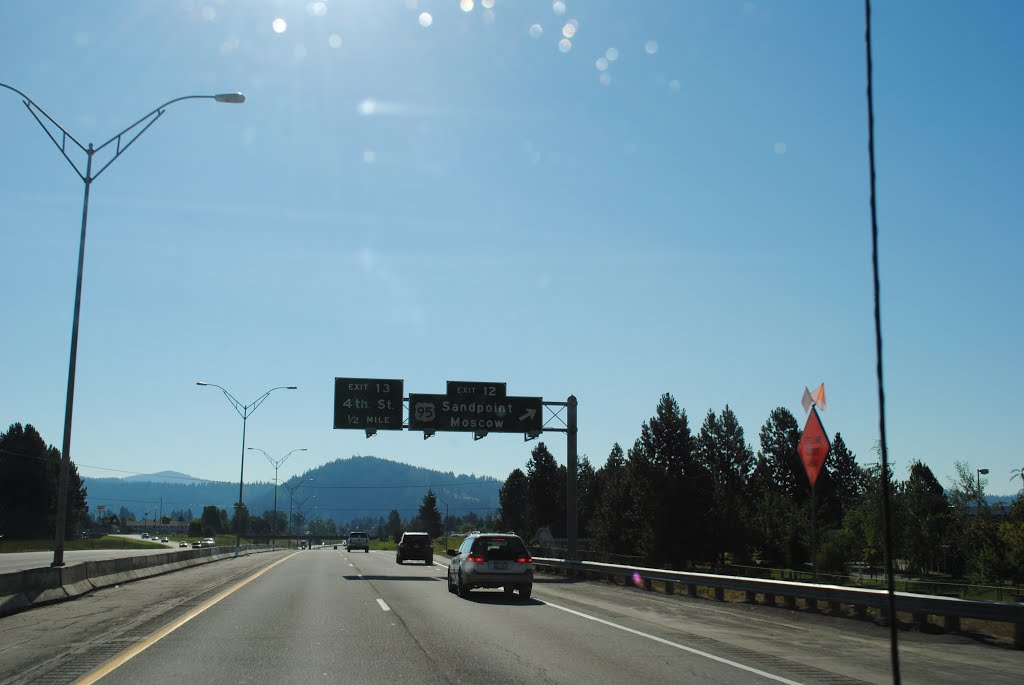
[80,548,1023,685]
[94,548,743,684]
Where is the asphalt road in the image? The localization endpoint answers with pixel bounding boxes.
[1,548,1021,684]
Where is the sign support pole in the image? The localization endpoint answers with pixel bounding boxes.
[566,395,578,561]
[811,482,817,583]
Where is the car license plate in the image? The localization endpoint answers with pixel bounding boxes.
[493,562,508,570]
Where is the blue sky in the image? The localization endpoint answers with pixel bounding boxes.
[1,1,1021,497]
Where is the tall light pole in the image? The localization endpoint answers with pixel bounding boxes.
[248,447,306,549]
[284,478,314,545]
[1,83,245,568]
[977,468,989,506]
[196,382,297,554]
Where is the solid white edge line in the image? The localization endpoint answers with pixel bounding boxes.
[540,600,807,685]
[376,598,391,612]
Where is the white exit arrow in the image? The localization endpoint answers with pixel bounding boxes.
[519,408,537,421]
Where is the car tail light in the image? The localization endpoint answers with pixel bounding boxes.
[468,555,486,563]
[516,556,532,563]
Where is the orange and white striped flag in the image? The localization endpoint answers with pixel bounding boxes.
[811,383,826,411]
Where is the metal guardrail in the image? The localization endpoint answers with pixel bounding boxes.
[533,557,1024,649]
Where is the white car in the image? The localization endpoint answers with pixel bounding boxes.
[200,537,216,548]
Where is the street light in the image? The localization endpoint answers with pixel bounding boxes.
[977,468,990,504]
[249,447,307,549]
[1,83,245,568]
[283,478,314,544]
[196,382,297,554]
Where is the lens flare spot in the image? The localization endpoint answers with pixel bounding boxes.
[632,572,643,587]
[669,79,681,92]
[562,19,578,38]
[558,38,572,53]
[328,34,343,48]
[482,0,495,7]
[529,24,543,38]
[553,1,566,16]
[599,72,611,86]
[774,142,787,155]
[460,0,474,11]
[605,47,619,61]
[201,6,216,21]
[363,149,377,164]
[595,57,608,71]
[272,18,287,33]
[419,12,433,27]
[645,40,659,54]
[307,1,327,17]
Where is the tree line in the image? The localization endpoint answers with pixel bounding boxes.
[493,394,1024,584]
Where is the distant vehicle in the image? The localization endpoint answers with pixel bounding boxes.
[201,538,216,548]
[347,531,370,553]
[160,537,169,543]
[396,532,433,565]
[447,532,533,600]
[141,532,149,539]
[178,541,188,548]
[192,541,201,549]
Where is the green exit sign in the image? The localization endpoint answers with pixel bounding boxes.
[333,377,403,430]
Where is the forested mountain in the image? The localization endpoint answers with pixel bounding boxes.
[83,455,500,525]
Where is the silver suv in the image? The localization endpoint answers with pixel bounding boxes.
[347,531,370,553]
[447,532,533,599]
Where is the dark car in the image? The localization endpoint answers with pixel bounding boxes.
[447,532,533,599]
[396,532,433,565]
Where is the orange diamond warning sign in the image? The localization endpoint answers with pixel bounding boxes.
[798,407,830,486]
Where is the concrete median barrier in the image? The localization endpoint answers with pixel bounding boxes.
[0,567,66,617]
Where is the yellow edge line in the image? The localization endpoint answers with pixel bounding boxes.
[75,552,299,684]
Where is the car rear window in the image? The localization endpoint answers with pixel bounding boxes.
[403,534,430,542]
[471,537,527,560]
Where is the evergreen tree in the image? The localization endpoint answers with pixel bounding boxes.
[591,443,634,556]
[418,489,443,538]
[632,393,707,566]
[525,442,564,538]
[576,455,598,540]
[0,423,87,539]
[824,433,864,524]
[758,408,804,501]
[386,508,403,540]
[696,406,754,566]
[497,468,528,536]
[901,460,949,576]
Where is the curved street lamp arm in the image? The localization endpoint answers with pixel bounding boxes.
[196,381,246,419]
[248,386,296,415]
[3,85,243,185]
[1,82,90,180]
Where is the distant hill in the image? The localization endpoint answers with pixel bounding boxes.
[249,456,502,526]
[121,470,199,484]
[84,456,501,526]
